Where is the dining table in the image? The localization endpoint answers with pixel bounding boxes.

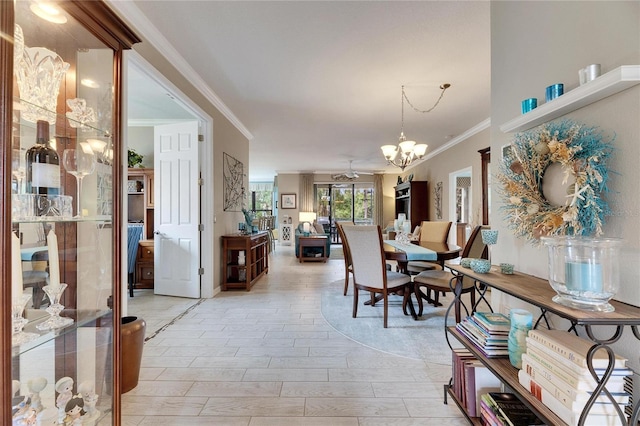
[383,240,462,318]
[383,240,461,273]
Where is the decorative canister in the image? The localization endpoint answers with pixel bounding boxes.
[508,309,533,369]
[541,236,622,312]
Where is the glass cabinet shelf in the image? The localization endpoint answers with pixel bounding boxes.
[12,309,112,357]
[14,96,112,137]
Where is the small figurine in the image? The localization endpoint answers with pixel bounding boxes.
[27,377,47,412]
[12,394,33,426]
[55,377,74,423]
[64,395,85,425]
[78,380,100,425]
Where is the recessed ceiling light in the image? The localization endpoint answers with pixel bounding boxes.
[30,2,68,24]
[80,79,100,89]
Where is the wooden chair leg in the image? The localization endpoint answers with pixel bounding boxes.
[414,282,425,317]
[343,274,349,296]
[352,288,359,318]
[383,291,388,328]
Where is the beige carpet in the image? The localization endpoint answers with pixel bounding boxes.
[321,280,464,365]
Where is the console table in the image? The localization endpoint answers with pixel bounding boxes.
[443,263,640,426]
[298,235,329,263]
[221,232,269,291]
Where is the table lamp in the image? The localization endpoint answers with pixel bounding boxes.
[299,212,317,234]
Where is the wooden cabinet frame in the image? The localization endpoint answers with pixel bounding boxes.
[1,1,139,420]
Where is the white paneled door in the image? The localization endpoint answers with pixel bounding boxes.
[154,121,201,298]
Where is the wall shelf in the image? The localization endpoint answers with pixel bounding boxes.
[500,65,640,133]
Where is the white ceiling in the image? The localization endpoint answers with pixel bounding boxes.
[120,1,491,181]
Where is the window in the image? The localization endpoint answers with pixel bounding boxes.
[248,182,273,217]
[315,183,374,243]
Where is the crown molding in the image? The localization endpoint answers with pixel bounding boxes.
[106,0,253,140]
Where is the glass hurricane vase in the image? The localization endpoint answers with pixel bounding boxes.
[541,236,622,312]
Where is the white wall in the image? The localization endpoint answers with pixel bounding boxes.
[490,0,640,372]
[127,126,154,168]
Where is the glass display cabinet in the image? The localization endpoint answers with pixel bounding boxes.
[1,1,139,423]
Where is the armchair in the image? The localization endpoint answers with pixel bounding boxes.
[294,223,331,258]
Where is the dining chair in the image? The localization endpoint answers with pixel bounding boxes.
[412,225,488,321]
[406,221,452,274]
[341,224,413,328]
[335,221,354,296]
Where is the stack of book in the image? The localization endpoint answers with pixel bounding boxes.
[518,329,632,426]
[452,348,502,418]
[480,392,544,426]
[456,312,510,357]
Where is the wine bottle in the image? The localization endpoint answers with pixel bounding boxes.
[26,120,60,196]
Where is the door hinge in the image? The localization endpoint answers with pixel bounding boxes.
[197,178,204,185]
[198,134,204,142]
[198,224,204,231]
[198,268,204,275]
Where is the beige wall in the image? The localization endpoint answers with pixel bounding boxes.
[491,1,640,371]
[128,42,250,295]
[127,126,154,167]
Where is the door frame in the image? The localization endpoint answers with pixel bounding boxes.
[123,51,215,305]
[448,167,472,246]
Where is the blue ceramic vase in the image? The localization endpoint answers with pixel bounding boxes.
[508,308,533,368]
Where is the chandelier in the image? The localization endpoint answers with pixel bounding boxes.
[381,84,450,171]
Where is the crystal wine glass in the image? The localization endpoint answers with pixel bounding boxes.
[63,144,96,217]
[12,149,25,194]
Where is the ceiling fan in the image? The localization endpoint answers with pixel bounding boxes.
[332,160,374,181]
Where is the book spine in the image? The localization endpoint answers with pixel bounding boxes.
[457,324,509,356]
[480,394,509,425]
[479,399,503,426]
[527,330,626,370]
[518,370,627,425]
[461,320,507,344]
[523,352,627,395]
[526,337,627,376]
[522,357,628,406]
[464,362,477,416]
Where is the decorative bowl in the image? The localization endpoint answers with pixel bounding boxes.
[470,259,491,274]
[460,258,475,268]
[500,263,515,275]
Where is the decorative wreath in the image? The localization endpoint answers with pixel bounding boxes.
[497,119,613,244]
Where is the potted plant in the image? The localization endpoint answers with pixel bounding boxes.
[128,149,144,168]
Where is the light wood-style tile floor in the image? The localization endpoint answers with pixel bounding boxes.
[122,244,466,425]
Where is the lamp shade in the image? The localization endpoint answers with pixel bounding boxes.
[299,212,316,223]
[413,144,428,158]
[381,145,398,160]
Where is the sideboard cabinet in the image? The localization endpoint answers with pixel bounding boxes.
[2,1,139,422]
[221,233,269,291]
[444,264,640,426]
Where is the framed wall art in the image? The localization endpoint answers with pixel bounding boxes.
[223,152,244,211]
[281,193,296,209]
